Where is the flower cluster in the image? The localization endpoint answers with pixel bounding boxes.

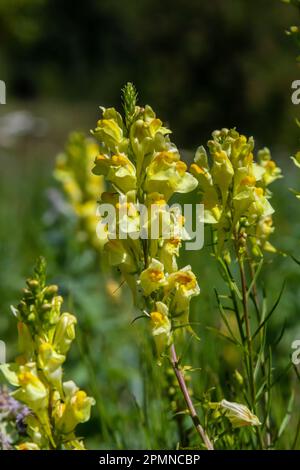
[190,128,282,258]
[54,132,105,250]
[92,83,199,359]
[0,258,95,450]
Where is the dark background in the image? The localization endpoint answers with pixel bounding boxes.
[1,0,300,450]
[0,0,299,149]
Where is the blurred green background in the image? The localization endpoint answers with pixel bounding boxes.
[1,0,300,449]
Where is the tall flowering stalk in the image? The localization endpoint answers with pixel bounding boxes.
[54,132,105,251]
[191,128,282,448]
[91,83,213,449]
[0,258,95,450]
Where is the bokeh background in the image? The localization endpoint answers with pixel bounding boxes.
[1,0,300,449]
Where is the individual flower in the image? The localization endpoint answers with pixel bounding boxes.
[1,364,49,415]
[164,266,200,318]
[158,238,181,273]
[257,147,282,187]
[219,399,261,428]
[129,105,171,158]
[93,153,136,193]
[150,302,172,359]
[37,342,65,392]
[53,313,77,355]
[16,442,40,450]
[54,381,95,435]
[92,107,128,154]
[139,259,166,296]
[145,150,198,201]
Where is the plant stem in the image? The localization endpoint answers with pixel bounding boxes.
[170,344,214,450]
[238,256,265,449]
[248,257,272,448]
[238,257,256,407]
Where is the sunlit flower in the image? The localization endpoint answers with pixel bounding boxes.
[219,399,261,428]
[139,258,166,296]
[150,302,172,359]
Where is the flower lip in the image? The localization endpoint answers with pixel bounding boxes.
[148,269,164,282]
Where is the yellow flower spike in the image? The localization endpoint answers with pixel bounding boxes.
[91,86,214,449]
[139,258,166,296]
[0,258,94,450]
[54,132,105,251]
[150,301,172,361]
[219,399,261,428]
[196,128,280,256]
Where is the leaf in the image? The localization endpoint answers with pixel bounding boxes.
[252,281,286,340]
[214,288,241,345]
[0,363,20,386]
[246,259,263,299]
[278,391,294,438]
[205,326,240,346]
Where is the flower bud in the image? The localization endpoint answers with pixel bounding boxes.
[53,313,77,355]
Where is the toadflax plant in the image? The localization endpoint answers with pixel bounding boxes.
[0,257,95,450]
[91,83,213,449]
[54,132,105,252]
[191,128,282,448]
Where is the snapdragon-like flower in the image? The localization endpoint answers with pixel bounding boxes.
[191,128,282,257]
[139,259,166,296]
[0,258,94,450]
[218,399,261,428]
[150,302,172,361]
[92,84,200,360]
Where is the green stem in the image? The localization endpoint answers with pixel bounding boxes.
[238,256,255,406]
[237,255,264,450]
[170,344,214,450]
